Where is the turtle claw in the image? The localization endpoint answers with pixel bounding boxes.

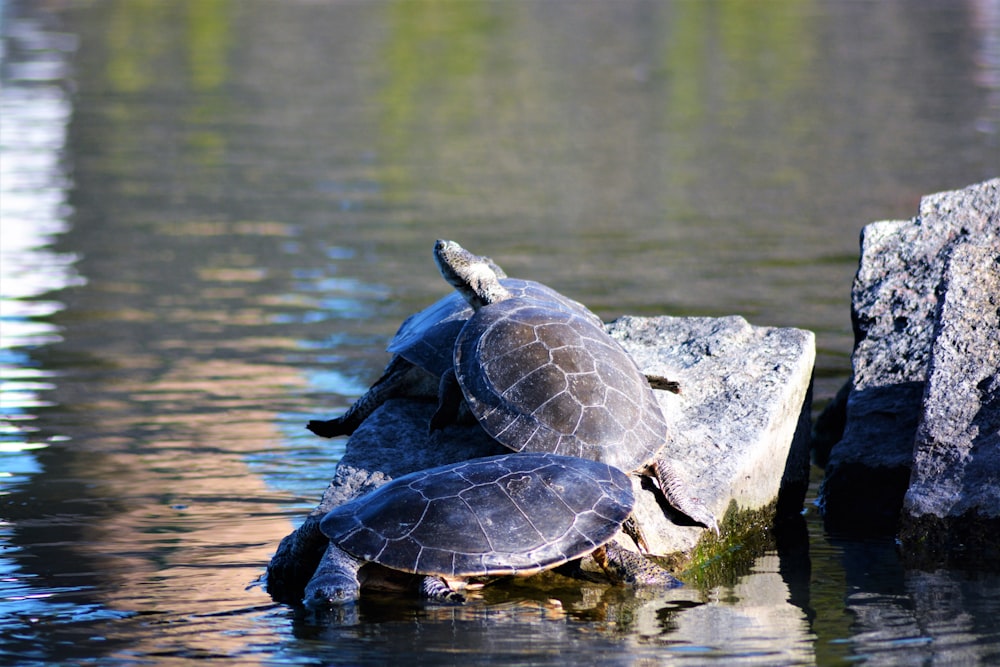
[689,503,720,537]
[622,514,651,553]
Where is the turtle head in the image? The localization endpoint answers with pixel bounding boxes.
[303,571,361,608]
[434,239,511,308]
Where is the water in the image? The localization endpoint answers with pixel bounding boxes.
[1,0,998,664]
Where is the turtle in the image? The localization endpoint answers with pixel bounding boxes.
[306,255,677,439]
[302,451,681,606]
[432,239,719,536]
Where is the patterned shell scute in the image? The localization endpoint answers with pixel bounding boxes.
[455,298,667,473]
[387,279,603,378]
[319,452,634,577]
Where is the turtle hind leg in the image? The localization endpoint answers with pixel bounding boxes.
[303,544,363,607]
[307,356,427,438]
[418,576,465,603]
[592,541,683,587]
[649,458,720,536]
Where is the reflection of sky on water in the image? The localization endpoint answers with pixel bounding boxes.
[0,9,119,635]
[0,13,82,441]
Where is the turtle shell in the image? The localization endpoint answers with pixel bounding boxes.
[319,452,633,577]
[388,279,603,378]
[454,298,667,473]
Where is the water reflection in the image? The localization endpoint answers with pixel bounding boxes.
[1,0,998,664]
[0,11,81,426]
[289,577,815,666]
[0,3,120,658]
[827,536,1000,665]
[0,5,297,664]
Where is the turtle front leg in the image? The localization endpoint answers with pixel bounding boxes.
[592,541,682,587]
[418,576,466,603]
[429,369,463,432]
[621,514,651,553]
[649,458,720,535]
[303,543,363,607]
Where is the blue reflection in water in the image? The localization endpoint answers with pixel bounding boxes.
[0,5,128,643]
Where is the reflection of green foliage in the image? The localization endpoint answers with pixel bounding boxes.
[717,0,812,110]
[662,0,709,133]
[106,0,170,93]
[185,0,230,168]
[104,0,231,170]
[658,0,814,211]
[664,0,811,127]
[186,0,229,92]
[105,0,230,93]
[378,0,500,200]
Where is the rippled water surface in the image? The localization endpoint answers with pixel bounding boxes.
[2,0,999,664]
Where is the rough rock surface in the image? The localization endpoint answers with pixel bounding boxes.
[267,315,815,605]
[821,178,1000,534]
[607,316,815,524]
[898,242,1000,563]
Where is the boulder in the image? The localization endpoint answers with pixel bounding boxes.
[267,315,815,605]
[820,178,1000,534]
[606,316,815,526]
[898,242,1000,564]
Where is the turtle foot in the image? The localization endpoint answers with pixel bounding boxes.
[428,369,462,433]
[306,419,352,438]
[420,576,465,603]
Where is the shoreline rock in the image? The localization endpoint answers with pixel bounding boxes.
[267,315,815,605]
[898,242,1000,565]
[819,178,999,554]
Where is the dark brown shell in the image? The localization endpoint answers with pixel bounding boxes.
[454,298,667,473]
[319,452,633,577]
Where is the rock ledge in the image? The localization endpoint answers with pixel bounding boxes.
[267,315,815,604]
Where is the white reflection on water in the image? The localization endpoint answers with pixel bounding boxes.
[0,7,127,654]
[0,12,83,438]
[0,0,79,544]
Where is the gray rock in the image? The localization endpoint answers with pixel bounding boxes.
[606,315,815,531]
[267,315,815,604]
[898,242,1000,564]
[821,178,1000,534]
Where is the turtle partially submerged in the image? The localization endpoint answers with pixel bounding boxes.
[432,240,719,536]
[303,452,680,606]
